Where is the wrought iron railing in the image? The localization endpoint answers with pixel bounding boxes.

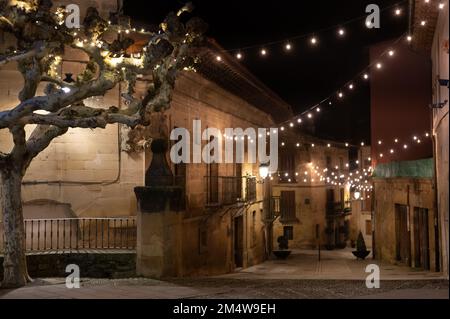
[1,217,137,254]
[204,176,258,207]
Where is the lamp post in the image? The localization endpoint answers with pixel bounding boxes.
[259,163,273,259]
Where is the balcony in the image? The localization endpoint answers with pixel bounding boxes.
[204,176,257,208]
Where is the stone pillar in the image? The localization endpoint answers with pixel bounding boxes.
[134,139,184,278]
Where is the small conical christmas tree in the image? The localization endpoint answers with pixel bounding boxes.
[356,231,367,252]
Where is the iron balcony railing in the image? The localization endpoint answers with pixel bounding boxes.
[0,217,137,254]
[204,176,257,207]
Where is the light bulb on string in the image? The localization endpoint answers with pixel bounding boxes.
[297,118,302,124]
[395,8,402,16]
[439,3,445,9]
[407,35,413,42]
[388,50,395,57]
[310,37,318,45]
[420,20,427,26]
[338,28,345,37]
[236,52,243,60]
[338,92,344,98]
[376,63,383,69]
[285,43,293,51]
[260,49,268,56]
[363,73,369,80]
[349,84,354,90]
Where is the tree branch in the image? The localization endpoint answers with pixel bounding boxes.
[25,125,68,164]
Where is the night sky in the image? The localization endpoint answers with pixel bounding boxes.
[124,0,408,144]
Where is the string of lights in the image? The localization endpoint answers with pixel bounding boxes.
[216,0,410,59]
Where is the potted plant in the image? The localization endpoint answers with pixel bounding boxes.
[352,231,371,260]
[273,236,292,259]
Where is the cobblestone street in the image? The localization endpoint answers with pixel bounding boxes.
[0,277,448,299]
[1,249,448,299]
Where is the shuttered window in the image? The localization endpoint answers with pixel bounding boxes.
[280,191,298,223]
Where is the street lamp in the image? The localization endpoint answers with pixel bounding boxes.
[259,163,270,180]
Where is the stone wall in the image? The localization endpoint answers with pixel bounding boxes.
[373,177,439,271]
[431,4,449,278]
[0,252,136,280]
[271,144,352,249]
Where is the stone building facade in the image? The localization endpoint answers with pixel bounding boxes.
[270,132,372,251]
[372,161,438,271]
[431,2,449,278]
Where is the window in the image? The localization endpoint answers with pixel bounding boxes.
[280,150,296,182]
[280,191,298,223]
[365,220,372,236]
[284,226,294,240]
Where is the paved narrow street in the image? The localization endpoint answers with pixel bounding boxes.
[0,250,448,299]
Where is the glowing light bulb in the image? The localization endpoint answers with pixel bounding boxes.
[349,84,354,90]
[390,149,395,154]
[395,8,402,15]
[261,49,267,56]
[307,113,313,119]
[338,92,344,98]
[338,28,345,37]
[310,37,317,45]
[363,73,369,80]
[216,56,222,62]
[388,50,395,57]
[379,153,384,158]
[285,43,292,51]
[407,35,413,42]
[290,122,294,127]
[421,20,427,26]
[316,107,321,112]
[376,63,383,69]
[378,140,382,145]
[297,118,302,123]
[439,3,445,9]
[403,144,408,149]
[236,52,243,60]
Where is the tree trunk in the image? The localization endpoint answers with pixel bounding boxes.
[0,168,31,288]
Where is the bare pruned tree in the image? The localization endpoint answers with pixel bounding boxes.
[0,0,206,288]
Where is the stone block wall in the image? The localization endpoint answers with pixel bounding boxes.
[0,252,136,280]
[373,177,439,271]
[272,145,351,249]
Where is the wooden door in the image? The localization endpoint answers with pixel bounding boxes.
[414,208,430,270]
[395,204,411,265]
